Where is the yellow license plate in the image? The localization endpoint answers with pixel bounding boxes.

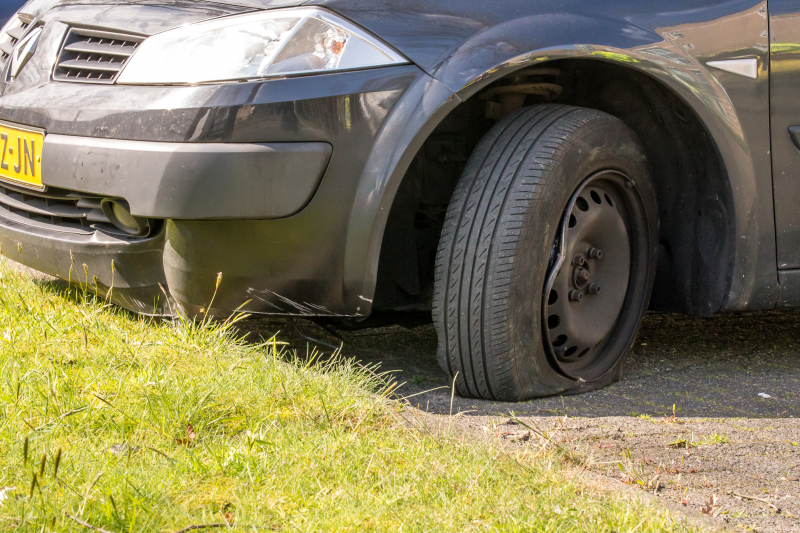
[0,122,43,190]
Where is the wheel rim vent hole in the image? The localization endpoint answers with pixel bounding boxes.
[576,197,589,212]
[548,290,558,305]
[565,346,578,358]
[578,348,590,358]
[590,190,602,204]
[569,214,577,228]
[553,335,568,347]
[604,193,614,206]
[547,314,560,329]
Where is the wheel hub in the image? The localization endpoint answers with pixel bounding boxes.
[545,182,631,367]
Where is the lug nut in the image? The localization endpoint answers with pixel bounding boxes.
[577,268,590,282]
[588,247,603,259]
[572,255,586,266]
[588,284,601,295]
[568,290,583,302]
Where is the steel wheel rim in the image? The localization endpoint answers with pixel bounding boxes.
[542,170,643,379]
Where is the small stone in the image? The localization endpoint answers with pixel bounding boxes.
[108,443,140,455]
[0,487,14,506]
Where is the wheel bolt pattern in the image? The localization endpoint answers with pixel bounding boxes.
[546,182,633,370]
[569,290,583,302]
[588,247,603,259]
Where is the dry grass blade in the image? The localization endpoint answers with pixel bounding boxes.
[172,524,237,533]
[66,513,118,533]
[33,406,89,431]
[729,491,780,511]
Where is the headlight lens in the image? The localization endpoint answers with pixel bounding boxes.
[117,7,407,85]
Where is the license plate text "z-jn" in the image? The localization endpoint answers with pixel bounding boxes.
[0,133,36,177]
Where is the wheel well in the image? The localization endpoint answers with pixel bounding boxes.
[373,59,733,317]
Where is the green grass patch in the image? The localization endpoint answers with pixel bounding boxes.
[668,433,729,449]
[0,262,697,532]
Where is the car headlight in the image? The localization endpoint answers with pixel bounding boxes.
[116,7,407,85]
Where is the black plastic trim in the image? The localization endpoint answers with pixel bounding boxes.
[778,269,800,307]
[41,135,333,220]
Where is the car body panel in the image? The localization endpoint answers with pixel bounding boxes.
[42,135,333,219]
[0,216,168,314]
[316,0,777,312]
[18,0,253,35]
[0,0,792,317]
[768,0,800,269]
[0,0,27,26]
[0,51,430,315]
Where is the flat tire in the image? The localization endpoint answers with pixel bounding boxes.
[432,104,659,400]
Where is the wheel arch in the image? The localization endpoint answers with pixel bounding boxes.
[349,43,771,317]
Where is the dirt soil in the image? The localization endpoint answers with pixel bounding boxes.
[239,310,800,533]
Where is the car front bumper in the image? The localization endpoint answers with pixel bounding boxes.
[43,135,332,220]
[0,135,332,315]
[0,213,168,314]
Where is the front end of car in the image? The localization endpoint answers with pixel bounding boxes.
[0,0,437,316]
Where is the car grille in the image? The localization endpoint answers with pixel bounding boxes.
[0,14,33,68]
[0,183,129,236]
[53,28,144,84]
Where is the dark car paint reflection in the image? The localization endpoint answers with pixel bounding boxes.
[0,0,796,322]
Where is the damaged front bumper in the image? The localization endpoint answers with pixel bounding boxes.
[0,211,168,314]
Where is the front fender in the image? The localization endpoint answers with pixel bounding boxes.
[343,0,775,313]
[429,12,663,96]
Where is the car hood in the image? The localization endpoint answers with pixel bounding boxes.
[301,0,754,87]
[14,0,672,84]
[14,0,716,93]
[19,0,306,35]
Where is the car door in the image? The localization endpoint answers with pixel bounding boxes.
[770,0,800,269]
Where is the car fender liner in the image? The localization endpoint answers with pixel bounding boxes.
[41,135,333,220]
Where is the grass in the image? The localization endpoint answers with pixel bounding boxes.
[0,261,699,532]
[667,433,729,449]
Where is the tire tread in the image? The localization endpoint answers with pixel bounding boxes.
[433,104,624,400]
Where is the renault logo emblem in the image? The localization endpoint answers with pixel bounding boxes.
[9,26,42,80]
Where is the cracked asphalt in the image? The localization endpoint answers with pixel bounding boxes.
[240,309,800,532]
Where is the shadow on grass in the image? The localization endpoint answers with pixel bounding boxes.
[30,266,800,419]
[32,273,398,396]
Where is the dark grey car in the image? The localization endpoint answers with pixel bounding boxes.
[0,0,795,401]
